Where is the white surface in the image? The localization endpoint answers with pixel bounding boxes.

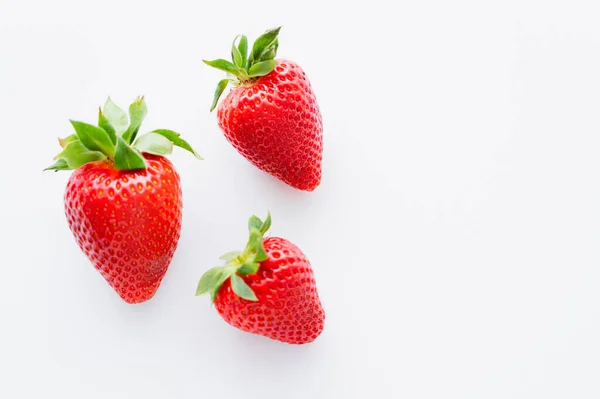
[1,0,600,397]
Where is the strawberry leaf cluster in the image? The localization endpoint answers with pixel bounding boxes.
[204,27,281,111]
[46,97,201,172]
[196,213,272,302]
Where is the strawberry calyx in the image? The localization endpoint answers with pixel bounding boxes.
[196,212,272,302]
[45,96,202,172]
[204,27,281,111]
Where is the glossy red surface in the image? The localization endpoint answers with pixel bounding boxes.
[215,237,325,344]
[217,60,323,191]
[64,155,182,303]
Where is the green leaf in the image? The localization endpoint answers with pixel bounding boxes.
[56,139,106,169]
[196,267,225,296]
[209,79,229,112]
[219,251,241,262]
[58,134,77,148]
[231,35,243,67]
[70,120,115,157]
[259,49,276,62]
[98,108,117,144]
[237,262,260,276]
[209,271,231,302]
[151,129,203,159]
[250,27,281,64]
[245,228,267,263]
[197,267,233,302]
[254,244,268,263]
[203,59,240,76]
[44,158,71,172]
[133,132,174,156]
[231,274,258,301]
[238,35,248,68]
[248,60,276,77]
[248,215,263,232]
[248,213,271,234]
[271,38,279,56]
[114,136,146,170]
[258,39,278,62]
[122,96,148,143]
[103,97,129,135]
[260,212,272,235]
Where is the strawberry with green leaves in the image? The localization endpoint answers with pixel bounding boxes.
[196,213,325,344]
[46,97,201,304]
[204,27,323,191]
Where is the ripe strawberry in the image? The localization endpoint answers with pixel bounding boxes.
[196,213,325,344]
[204,27,323,191]
[46,97,201,304]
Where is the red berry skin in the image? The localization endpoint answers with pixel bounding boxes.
[214,237,325,344]
[217,60,323,191]
[64,155,182,304]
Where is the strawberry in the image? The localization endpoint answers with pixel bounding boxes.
[204,27,323,191]
[46,97,201,304]
[196,213,325,344]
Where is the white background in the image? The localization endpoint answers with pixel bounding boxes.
[1,0,600,397]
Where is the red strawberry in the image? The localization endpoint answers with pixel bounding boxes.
[204,27,323,191]
[196,213,325,344]
[46,97,201,304]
